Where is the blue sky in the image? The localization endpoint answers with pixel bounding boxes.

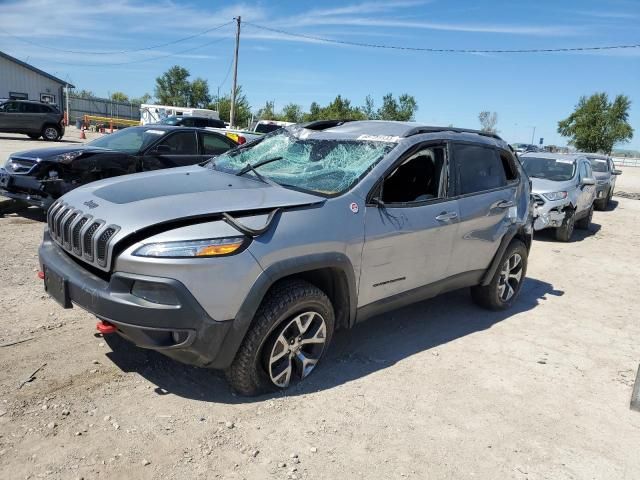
[2,0,639,149]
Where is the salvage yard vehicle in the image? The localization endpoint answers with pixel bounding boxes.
[584,153,621,210]
[158,115,225,128]
[38,121,533,395]
[253,119,294,134]
[0,99,65,141]
[520,152,596,242]
[0,125,238,208]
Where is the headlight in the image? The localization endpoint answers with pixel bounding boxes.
[133,237,246,258]
[542,191,568,201]
[54,151,84,164]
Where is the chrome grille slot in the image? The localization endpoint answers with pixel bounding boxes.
[62,212,78,248]
[47,202,62,232]
[83,221,102,261]
[53,205,69,239]
[97,227,117,266]
[72,217,89,254]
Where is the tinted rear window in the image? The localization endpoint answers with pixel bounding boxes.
[454,144,507,195]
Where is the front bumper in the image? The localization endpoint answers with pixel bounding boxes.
[38,231,234,368]
[0,168,54,208]
[533,198,569,231]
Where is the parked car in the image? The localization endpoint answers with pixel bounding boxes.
[0,125,238,208]
[512,143,539,154]
[206,127,263,145]
[520,152,596,241]
[38,121,533,395]
[583,153,621,210]
[253,119,294,134]
[0,99,65,141]
[158,115,226,129]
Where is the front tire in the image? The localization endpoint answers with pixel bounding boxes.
[471,240,528,311]
[42,125,60,141]
[555,209,575,242]
[226,279,335,396]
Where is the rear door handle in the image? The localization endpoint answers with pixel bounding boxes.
[496,200,515,209]
[435,211,458,221]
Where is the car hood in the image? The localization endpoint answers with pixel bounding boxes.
[10,145,112,161]
[55,165,325,238]
[530,177,575,194]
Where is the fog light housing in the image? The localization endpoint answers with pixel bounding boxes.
[131,281,180,305]
[171,331,189,344]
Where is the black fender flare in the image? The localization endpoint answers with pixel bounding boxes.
[480,224,524,286]
[208,252,357,369]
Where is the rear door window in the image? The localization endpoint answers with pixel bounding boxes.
[453,143,507,195]
[201,132,235,155]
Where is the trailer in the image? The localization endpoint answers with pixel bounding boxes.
[140,104,220,125]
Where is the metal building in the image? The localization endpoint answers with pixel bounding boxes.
[0,51,73,110]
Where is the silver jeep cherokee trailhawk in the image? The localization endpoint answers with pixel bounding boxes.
[39,121,533,395]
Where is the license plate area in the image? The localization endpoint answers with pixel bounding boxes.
[44,266,71,308]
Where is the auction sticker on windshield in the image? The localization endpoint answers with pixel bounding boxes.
[556,159,574,164]
[145,130,166,135]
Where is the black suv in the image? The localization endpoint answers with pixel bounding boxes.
[159,115,226,128]
[0,100,66,141]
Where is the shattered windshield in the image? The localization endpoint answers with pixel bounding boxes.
[521,157,576,181]
[211,130,396,195]
[87,127,165,153]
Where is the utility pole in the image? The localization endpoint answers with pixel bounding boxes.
[531,126,536,144]
[229,16,241,128]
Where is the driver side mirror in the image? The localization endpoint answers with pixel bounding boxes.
[612,169,622,176]
[582,177,596,186]
[150,144,171,155]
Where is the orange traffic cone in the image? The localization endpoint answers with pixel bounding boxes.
[80,128,86,140]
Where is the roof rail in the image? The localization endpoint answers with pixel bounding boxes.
[300,119,353,131]
[404,126,504,141]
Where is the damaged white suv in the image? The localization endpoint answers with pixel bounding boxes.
[520,152,596,241]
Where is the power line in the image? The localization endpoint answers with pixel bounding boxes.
[0,21,233,55]
[217,53,235,91]
[245,22,640,53]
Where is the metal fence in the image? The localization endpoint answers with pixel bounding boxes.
[613,156,640,167]
[66,95,141,123]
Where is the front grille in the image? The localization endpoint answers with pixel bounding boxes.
[47,201,119,271]
[6,156,37,174]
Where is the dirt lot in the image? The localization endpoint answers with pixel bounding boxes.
[1,131,639,479]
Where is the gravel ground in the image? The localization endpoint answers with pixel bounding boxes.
[1,132,639,479]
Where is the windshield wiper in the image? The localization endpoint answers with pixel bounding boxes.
[236,156,283,177]
[236,160,282,188]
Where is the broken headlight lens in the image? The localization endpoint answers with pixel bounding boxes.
[54,151,84,164]
[542,191,568,201]
[133,237,246,258]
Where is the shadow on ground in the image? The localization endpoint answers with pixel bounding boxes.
[533,222,601,243]
[0,201,46,221]
[104,277,563,404]
[0,135,82,144]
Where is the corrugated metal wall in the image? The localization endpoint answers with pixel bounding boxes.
[0,55,65,109]
[67,96,141,123]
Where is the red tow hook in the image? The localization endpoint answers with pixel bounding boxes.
[96,320,117,335]
[37,270,45,280]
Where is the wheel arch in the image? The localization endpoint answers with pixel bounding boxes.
[208,253,357,369]
[480,224,531,286]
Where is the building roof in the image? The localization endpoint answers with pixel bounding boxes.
[0,50,74,88]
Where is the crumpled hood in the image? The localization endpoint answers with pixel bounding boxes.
[10,144,107,161]
[55,165,325,239]
[530,177,575,194]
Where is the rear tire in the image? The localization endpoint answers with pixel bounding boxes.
[576,205,593,230]
[42,125,60,141]
[226,279,335,396]
[471,240,528,311]
[555,209,575,242]
[594,192,608,211]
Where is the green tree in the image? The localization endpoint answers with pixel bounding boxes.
[304,102,322,122]
[189,78,211,108]
[377,93,417,121]
[558,93,634,154]
[131,93,152,105]
[478,111,498,133]
[154,65,191,107]
[281,103,303,123]
[362,95,377,120]
[321,95,365,120]
[211,85,252,127]
[74,89,94,99]
[257,101,278,120]
[110,92,129,103]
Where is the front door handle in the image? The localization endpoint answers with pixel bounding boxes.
[435,211,458,221]
[496,200,515,209]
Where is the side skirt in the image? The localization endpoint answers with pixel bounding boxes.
[355,270,484,323]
